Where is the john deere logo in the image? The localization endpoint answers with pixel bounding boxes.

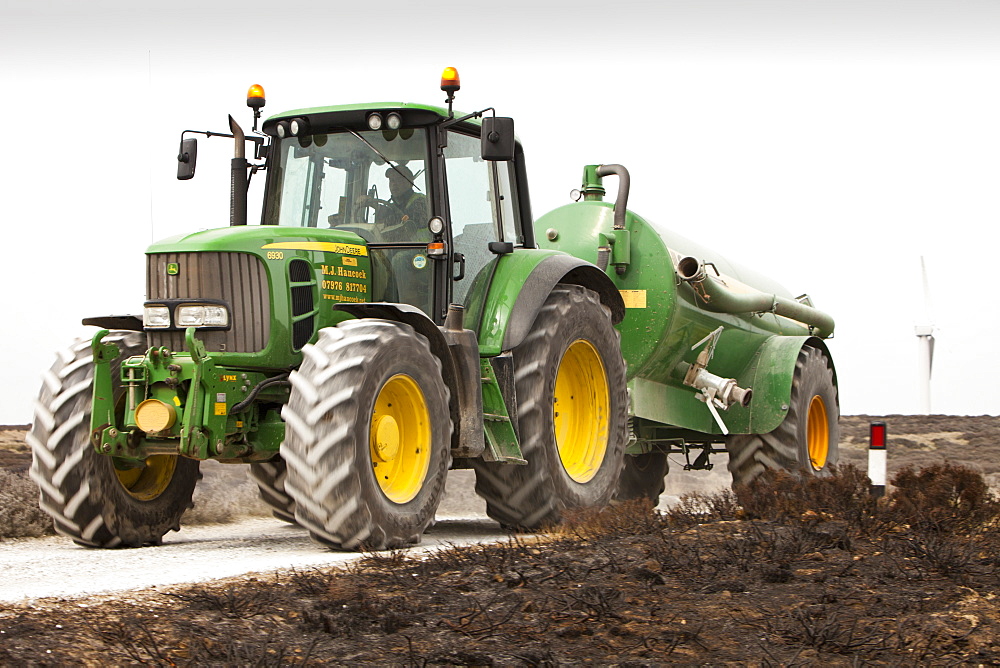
[166,263,179,276]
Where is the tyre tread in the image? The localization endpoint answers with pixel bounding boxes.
[726,345,839,486]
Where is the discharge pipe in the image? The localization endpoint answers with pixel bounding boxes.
[677,256,836,338]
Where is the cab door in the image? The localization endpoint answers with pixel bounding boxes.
[442,130,523,324]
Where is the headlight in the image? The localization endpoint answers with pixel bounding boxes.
[176,304,229,328]
[143,306,171,328]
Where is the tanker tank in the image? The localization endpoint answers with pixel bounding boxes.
[534,165,835,436]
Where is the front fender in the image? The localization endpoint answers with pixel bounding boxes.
[332,302,485,459]
[471,250,625,356]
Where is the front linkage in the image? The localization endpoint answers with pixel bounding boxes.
[89,328,287,463]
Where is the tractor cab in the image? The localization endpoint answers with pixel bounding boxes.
[257,92,532,325]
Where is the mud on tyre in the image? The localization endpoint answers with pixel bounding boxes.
[472,284,628,529]
[28,331,200,547]
[726,345,839,486]
[281,319,452,550]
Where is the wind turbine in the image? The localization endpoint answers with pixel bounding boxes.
[914,256,935,415]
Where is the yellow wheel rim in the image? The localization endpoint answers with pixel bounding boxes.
[807,395,829,471]
[553,339,610,483]
[114,455,177,501]
[370,374,431,504]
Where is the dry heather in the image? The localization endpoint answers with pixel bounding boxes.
[2,414,998,540]
[2,462,1000,665]
[0,426,271,540]
[0,469,52,539]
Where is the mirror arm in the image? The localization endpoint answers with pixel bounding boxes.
[180,129,265,145]
[439,106,494,131]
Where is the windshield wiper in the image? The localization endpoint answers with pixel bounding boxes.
[343,128,422,192]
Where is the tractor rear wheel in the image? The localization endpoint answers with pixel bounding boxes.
[249,458,296,524]
[614,451,670,505]
[726,345,839,486]
[28,332,201,547]
[281,320,452,550]
[472,284,628,529]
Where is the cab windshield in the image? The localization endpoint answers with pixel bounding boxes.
[263,128,430,243]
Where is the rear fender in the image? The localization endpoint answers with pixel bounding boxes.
[473,250,625,356]
[741,335,837,434]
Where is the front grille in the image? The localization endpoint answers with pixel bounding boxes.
[146,252,271,353]
[291,285,313,316]
[288,259,316,350]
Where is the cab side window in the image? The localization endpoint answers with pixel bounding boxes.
[444,132,521,305]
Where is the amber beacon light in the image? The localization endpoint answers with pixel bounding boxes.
[440,67,460,93]
[247,84,266,109]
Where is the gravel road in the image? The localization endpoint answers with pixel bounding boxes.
[0,515,509,604]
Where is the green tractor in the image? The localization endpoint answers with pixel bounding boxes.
[29,68,838,550]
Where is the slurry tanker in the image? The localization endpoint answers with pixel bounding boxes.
[30,68,837,550]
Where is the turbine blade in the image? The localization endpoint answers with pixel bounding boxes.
[920,256,935,327]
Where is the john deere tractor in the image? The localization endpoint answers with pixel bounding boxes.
[29,68,838,550]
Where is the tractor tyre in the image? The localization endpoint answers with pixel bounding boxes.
[249,458,297,524]
[726,345,839,486]
[28,332,201,548]
[614,452,670,505]
[281,320,452,550]
[472,284,628,530]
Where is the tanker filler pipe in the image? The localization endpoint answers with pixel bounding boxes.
[677,256,836,338]
[595,164,630,230]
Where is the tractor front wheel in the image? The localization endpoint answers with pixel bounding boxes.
[28,332,200,547]
[726,345,839,486]
[281,320,452,550]
[472,284,628,529]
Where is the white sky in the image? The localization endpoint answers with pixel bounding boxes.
[3,0,999,423]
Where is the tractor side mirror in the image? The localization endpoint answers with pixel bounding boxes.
[481,117,514,161]
[177,137,198,180]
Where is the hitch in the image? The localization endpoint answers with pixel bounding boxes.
[90,328,284,462]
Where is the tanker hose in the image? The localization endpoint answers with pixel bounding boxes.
[677,256,836,338]
[596,164,630,230]
[596,245,611,272]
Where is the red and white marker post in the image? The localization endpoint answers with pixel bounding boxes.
[869,421,887,497]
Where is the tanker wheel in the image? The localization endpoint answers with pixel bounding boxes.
[614,451,670,505]
[726,345,839,486]
[249,458,297,524]
[281,320,452,550]
[28,331,200,548]
[472,284,628,530]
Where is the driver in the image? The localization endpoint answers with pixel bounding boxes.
[360,165,428,240]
